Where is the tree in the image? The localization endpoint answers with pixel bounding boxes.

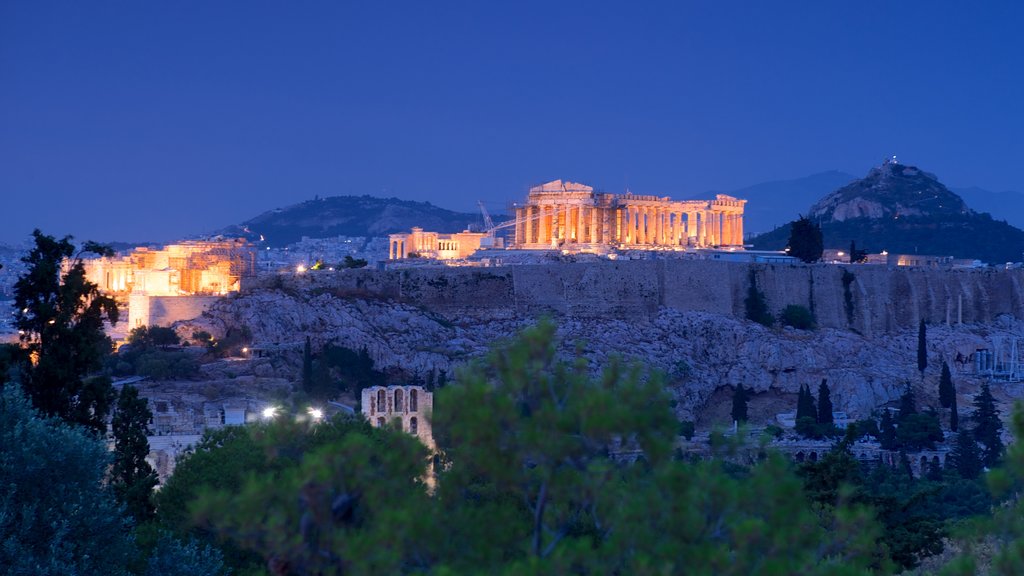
[947,429,983,480]
[144,532,227,576]
[341,255,368,269]
[950,392,959,432]
[817,379,834,425]
[14,230,119,433]
[744,271,774,327]
[938,361,954,409]
[786,215,823,263]
[796,383,816,423]
[112,383,158,522]
[128,325,180,349]
[0,385,134,575]
[731,383,749,423]
[897,386,918,423]
[848,240,867,264]
[971,382,1004,467]
[880,410,897,450]
[917,320,928,376]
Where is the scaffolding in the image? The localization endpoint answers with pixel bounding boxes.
[976,336,1024,382]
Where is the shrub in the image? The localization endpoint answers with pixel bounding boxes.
[679,421,695,440]
[780,305,816,330]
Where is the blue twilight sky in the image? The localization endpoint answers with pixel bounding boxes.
[1,1,1023,244]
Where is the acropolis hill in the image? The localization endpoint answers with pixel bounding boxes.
[245,260,1024,334]
[182,259,1024,425]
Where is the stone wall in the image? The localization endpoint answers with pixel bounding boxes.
[128,293,224,329]
[243,261,1024,335]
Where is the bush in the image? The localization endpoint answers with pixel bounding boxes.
[780,305,816,330]
[679,421,695,440]
[745,272,775,327]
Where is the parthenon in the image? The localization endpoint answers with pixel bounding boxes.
[512,180,746,249]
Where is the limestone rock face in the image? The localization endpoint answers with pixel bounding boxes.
[180,285,1016,422]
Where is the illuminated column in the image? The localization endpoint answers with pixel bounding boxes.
[625,206,634,243]
[735,212,744,246]
[514,208,524,245]
[637,207,646,244]
[589,207,598,243]
[721,213,730,246]
[654,208,663,245]
[524,206,534,245]
[389,240,394,260]
[698,212,707,246]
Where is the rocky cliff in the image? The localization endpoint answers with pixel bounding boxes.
[178,261,1024,422]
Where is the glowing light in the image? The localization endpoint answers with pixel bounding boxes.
[296,265,307,273]
[308,407,323,421]
[241,347,249,354]
[262,407,278,419]
[837,251,845,256]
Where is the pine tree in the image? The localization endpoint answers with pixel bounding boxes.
[817,379,834,425]
[731,383,749,423]
[302,335,313,394]
[947,428,983,480]
[938,361,954,409]
[786,215,823,263]
[917,320,928,376]
[14,230,120,434]
[972,383,1004,467]
[926,456,943,481]
[111,384,157,522]
[880,410,897,450]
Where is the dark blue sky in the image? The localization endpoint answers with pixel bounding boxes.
[2,1,1022,244]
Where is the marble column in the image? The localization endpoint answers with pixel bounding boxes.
[524,206,534,245]
[589,207,598,243]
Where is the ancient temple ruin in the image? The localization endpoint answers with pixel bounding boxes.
[511,180,746,249]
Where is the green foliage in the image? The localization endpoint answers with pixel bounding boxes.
[129,325,181,348]
[744,270,774,327]
[971,383,1004,467]
[797,383,815,421]
[947,429,984,480]
[301,335,313,394]
[842,269,856,325]
[917,320,928,375]
[192,417,431,575]
[939,361,955,409]
[317,343,383,402]
[950,392,959,432]
[879,410,897,450]
[679,420,695,440]
[341,255,368,268]
[112,384,158,522]
[848,240,868,264]
[787,215,824,263]
[895,412,944,451]
[818,380,834,425]
[14,229,119,433]
[144,532,228,576]
[781,304,817,329]
[0,385,134,575]
[731,383,749,423]
[206,326,252,358]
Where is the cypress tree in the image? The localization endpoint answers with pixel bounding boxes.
[879,410,897,450]
[897,386,917,423]
[917,320,928,376]
[787,215,823,263]
[817,379,833,425]
[972,383,1004,467]
[111,384,157,522]
[796,384,817,423]
[938,361,955,408]
[731,383,749,423]
[950,393,959,432]
[948,428,983,480]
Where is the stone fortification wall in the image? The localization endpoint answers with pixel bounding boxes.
[243,261,1024,335]
[128,293,224,329]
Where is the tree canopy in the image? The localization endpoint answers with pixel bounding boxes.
[787,215,824,263]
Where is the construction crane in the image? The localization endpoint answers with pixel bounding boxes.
[478,201,495,231]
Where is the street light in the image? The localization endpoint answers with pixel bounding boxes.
[262,406,278,420]
[308,407,323,421]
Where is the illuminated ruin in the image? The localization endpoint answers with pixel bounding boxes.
[512,180,746,249]
[85,239,255,297]
[387,180,746,261]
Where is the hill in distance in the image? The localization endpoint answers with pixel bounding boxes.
[217,195,502,247]
[694,170,857,235]
[750,161,1024,264]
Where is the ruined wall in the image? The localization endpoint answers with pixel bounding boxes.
[128,293,224,329]
[243,261,1024,335]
